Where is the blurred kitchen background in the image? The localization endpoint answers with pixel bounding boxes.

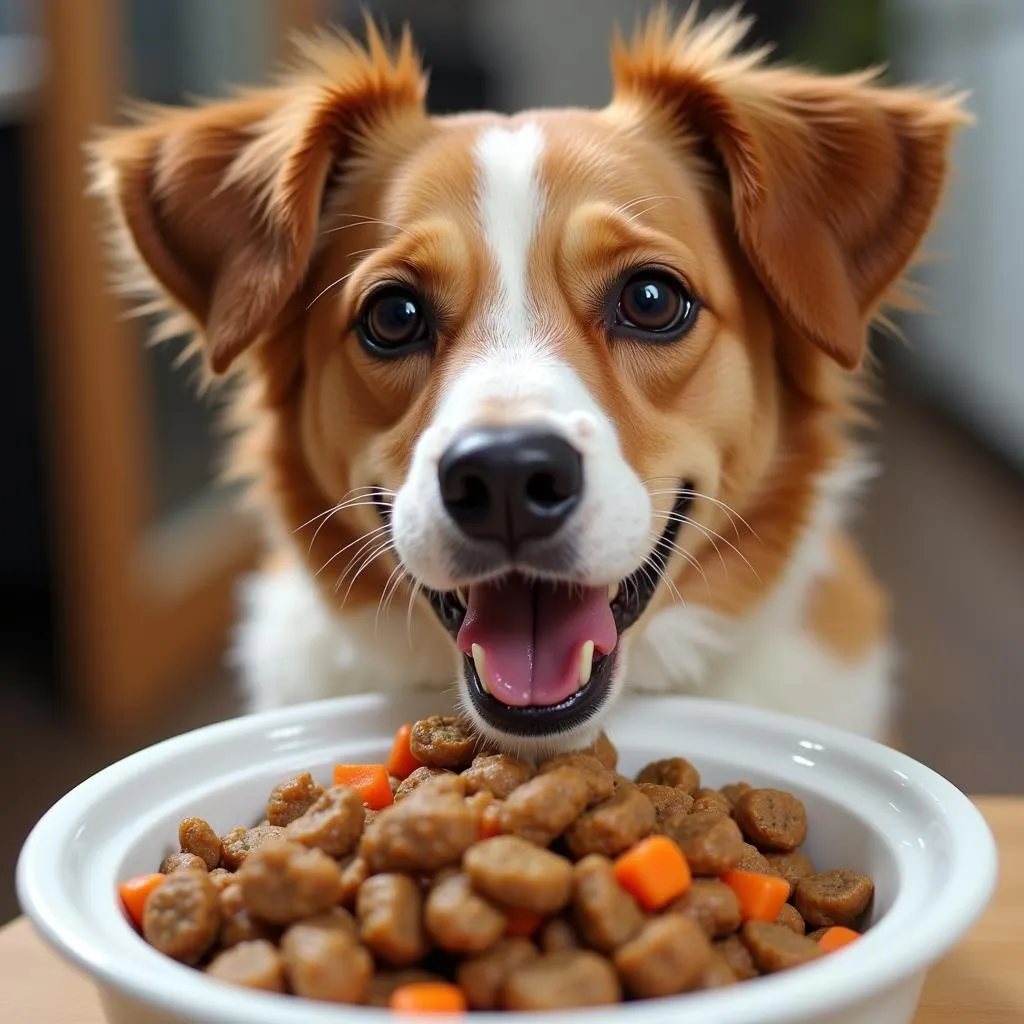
[0,0,1021,923]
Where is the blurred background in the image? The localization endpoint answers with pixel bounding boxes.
[0,0,1021,923]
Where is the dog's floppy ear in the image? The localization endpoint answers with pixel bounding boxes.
[88,27,426,374]
[610,9,970,371]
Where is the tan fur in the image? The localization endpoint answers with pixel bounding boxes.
[86,10,967,721]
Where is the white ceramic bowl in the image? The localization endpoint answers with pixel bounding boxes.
[18,693,996,1024]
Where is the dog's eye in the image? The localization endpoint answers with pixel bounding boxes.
[611,271,698,341]
[358,286,431,356]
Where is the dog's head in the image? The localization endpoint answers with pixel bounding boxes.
[90,11,966,751]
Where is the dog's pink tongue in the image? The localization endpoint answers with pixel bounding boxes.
[457,577,617,707]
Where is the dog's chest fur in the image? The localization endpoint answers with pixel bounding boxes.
[232,460,893,740]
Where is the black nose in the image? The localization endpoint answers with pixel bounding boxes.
[438,427,583,552]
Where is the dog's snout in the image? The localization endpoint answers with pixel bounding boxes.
[438,427,583,551]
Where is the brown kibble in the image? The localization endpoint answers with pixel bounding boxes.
[425,871,507,954]
[698,952,739,988]
[393,766,460,801]
[218,882,276,948]
[776,902,806,934]
[667,878,742,938]
[266,773,325,827]
[220,824,286,871]
[207,940,285,992]
[179,817,222,870]
[563,784,656,858]
[572,855,644,952]
[207,868,233,892]
[715,934,759,980]
[635,757,701,796]
[637,783,694,826]
[793,870,874,929]
[663,811,745,875]
[692,788,732,815]
[236,840,344,924]
[361,787,477,873]
[409,715,477,770]
[285,785,364,858]
[464,835,574,914]
[160,852,208,875]
[502,950,622,1010]
[767,849,816,893]
[736,843,772,874]
[499,767,590,846]
[733,788,808,852]
[741,920,824,972]
[457,938,538,1011]
[539,917,582,953]
[538,753,615,806]
[357,873,428,965]
[463,754,535,799]
[337,854,369,909]
[281,917,372,1003]
[614,915,713,998]
[143,870,219,965]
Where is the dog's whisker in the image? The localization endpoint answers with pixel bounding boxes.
[338,540,395,605]
[375,562,408,634]
[651,510,729,573]
[334,532,394,594]
[306,269,358,310]
[322,212,412,238]
[315,524,391,578]
[405,579,423,644]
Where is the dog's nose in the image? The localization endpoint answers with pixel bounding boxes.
[438,427,583,551]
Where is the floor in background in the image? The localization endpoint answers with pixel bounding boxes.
[1,369,1021,925]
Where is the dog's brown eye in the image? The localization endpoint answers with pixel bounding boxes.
[358,286,431,356]
[611,271,698,341]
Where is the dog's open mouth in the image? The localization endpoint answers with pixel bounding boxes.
[423,488,693,736]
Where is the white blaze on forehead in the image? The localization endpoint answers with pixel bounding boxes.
[474,122,545,347]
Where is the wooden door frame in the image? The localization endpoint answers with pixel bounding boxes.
[32,0,323,732]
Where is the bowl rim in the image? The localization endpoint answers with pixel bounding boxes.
[17,693,999,1024]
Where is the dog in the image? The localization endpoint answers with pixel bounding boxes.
[89,8,967,756]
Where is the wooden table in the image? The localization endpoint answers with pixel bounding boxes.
[1,797,1020,1022]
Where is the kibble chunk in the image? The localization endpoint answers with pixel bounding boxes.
[464,835,574,914]
[236,840,344,924]
[733,788,808,851]
[793,870,874,928]
[281,916,372,1002]
[425,872,507,954]
[456,939,538,1011]
[635,757,701,796]
[776,902,806,934]
[143,870,219,964]
[207,939,285,992]
[614,915,713,997]
[357,873,427,966]
[715,934,759,980]
[361,787,477,873]
[668,879,742,938]
[220,824,286,871]
[501,950,622,1010]
[637,783,694,826]
[179,817,222,870]
[285,785,364,858]
[394,766,460,801]
[741,920,823,972]
[160,852,207,875]
[572,855,644,952]
[499,767,589,846]
[663,811,744,875]
[267,773,324,827]
[538,753,615,806]
[563,784,656,858]
[409,715,477,770]
[767,849,815,892]
[463,754,534,799]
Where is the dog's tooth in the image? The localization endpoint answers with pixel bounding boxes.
[607,583,620,602]
[471,643,490,694]
[458,588,470,608]
[578,640,595,688]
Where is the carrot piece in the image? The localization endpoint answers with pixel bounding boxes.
[389,981,467,1013]
[720,869,791,922]
[386,723,423,781]
[504,907,544,938]
[333,763,394,810]
[478,803,503,840]
[119,873,165,929]
[613,835,692,911]
[818,926,861,953]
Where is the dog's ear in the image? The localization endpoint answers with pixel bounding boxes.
[88,27,426,374]
[610,9,970,371]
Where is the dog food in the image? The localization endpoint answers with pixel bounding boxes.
[122,717,875,1009]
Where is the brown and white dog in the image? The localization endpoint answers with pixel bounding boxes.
[89,10,966,755]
